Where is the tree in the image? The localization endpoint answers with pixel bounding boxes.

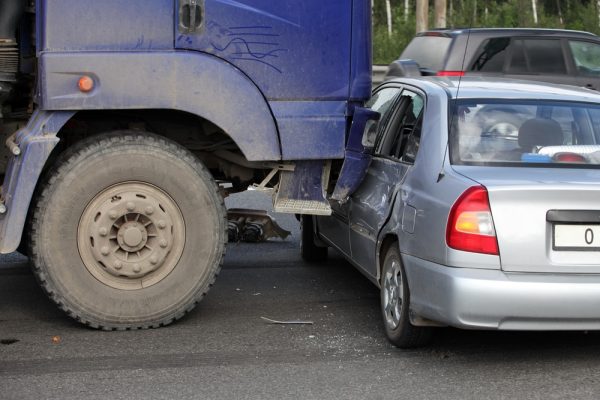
[416,0,429,32]
[435,0,448,27]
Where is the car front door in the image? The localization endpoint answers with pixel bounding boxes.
[316,86,403,256]
[348,89,425,278]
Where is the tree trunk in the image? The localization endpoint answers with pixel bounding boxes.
[518,0,526,26]
[434,0,447,28]
[556,0,563,25]
[386,0,393,36]
[405,0,410,22]
[531,0,538,25]
[416,0,429,33]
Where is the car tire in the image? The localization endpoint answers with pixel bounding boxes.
[380,244,432,348]
[300,215,328,263]
[27,131,227,330]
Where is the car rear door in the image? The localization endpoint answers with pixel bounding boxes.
[348,89,425,277]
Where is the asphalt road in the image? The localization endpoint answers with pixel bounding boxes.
[2,191,600,399]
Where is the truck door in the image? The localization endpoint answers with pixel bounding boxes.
[175,0,353,101]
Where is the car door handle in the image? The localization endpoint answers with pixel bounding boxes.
[179,0,204,33]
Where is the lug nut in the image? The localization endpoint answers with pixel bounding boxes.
[145,206,154,215]
[150,256,158,265]
[133,264,141,273]
[126,202,135,212]
[160,239,168,248]
[113,261,122,270]
[157,220,166,229]
[109,210,118,220]
[99,227,108,237]
[101,246,110,256]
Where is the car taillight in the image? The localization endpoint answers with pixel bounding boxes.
[436,70,465,77]
[446,186,499,255]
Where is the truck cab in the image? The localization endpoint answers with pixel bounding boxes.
[0,0,373,329]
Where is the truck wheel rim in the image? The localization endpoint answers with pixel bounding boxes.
[383,260,403,329]
[77,181,186,290]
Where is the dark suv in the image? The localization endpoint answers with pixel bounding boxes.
[388,28,600,90]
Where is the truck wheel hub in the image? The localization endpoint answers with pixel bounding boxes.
[77,181,185,290]
[118,222,147,251]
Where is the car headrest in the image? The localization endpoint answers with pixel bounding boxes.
[518,118,563,150]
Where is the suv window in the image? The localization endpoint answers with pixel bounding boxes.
[471,37,510,72]
[508,39,567,74]
[569,40,600,76]
[400,36,452,71]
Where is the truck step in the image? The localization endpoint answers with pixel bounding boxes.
[273,160,332,216]
[274,198,332,215]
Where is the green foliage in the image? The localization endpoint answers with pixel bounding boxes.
[373,12,416,65]
[373,0,600,65]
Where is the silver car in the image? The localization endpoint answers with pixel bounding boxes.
[301,77,600,348]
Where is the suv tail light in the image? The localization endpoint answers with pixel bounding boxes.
[446,186,499,255]
[436,70,465,77]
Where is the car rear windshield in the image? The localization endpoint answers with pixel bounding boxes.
[400,36,452,71]
[450,99,600,168]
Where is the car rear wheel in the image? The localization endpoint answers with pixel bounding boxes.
[380,245,432,348]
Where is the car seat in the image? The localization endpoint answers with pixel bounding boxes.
[518,118,564,153]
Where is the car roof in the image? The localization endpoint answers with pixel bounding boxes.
[417,28,598,39]
[385,77,600,103]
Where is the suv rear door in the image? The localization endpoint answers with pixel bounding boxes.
[567,39,600,90]
[469,36,578,86]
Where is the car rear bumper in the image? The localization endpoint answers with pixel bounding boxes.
[402,253,600,330]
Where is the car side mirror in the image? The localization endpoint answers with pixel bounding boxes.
[361,119,379,150]
[347,107,381,154]
[330,107,381,203]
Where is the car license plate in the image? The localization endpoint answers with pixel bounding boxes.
[554,224,600,251]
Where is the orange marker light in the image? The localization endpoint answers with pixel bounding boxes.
[78,76,94,93]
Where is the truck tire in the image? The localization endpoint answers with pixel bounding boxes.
[300,215,327,263]
[27,131,226,330]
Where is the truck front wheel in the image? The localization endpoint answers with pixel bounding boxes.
[27,131,226,329]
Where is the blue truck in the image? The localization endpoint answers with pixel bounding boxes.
[0,0,374,329]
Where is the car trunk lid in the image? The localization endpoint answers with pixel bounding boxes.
[453,166,600,273]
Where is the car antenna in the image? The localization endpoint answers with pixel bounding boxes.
[437,23,473,183]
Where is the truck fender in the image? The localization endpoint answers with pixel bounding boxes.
[39,51,281,161]
[0,110,75,253]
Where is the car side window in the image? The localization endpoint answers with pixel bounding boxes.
[508,39,567,74]
[470,37,510,73]
[364,87,403,144]
[569,40,600,76]
[376,90,424,164]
